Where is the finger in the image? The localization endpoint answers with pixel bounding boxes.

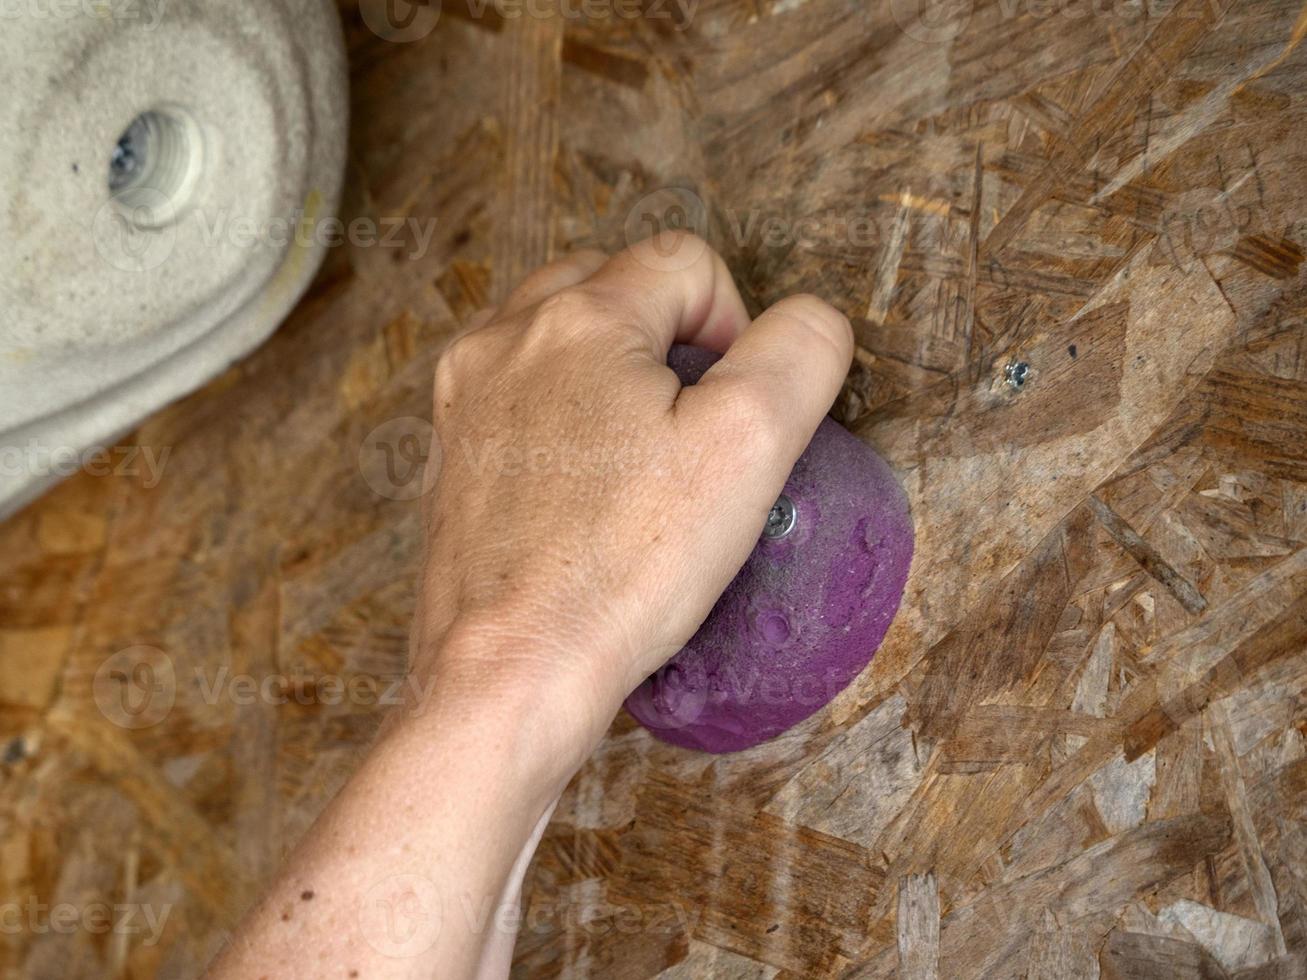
[500,249,608,316]
[457,307,498,337]
[677,293,853,463]
[438,308,498,361]
[579,232,751,356]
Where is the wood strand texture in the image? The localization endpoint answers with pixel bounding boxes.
[2,0,1307,975]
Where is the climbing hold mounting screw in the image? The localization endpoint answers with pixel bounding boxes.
[764,495,797,539]
[1004,360,1031,390]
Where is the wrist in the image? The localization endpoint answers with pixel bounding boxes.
[394,618,616,796]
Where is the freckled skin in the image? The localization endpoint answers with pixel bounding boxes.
[625,346,914,752]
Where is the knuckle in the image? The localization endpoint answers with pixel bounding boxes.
[463,306,498,332]
[565,247,608,269]
[719,382,784,456]
[661,229,707,253]
[532,287,597,332]
[631,229,710,260]
[437,332,475,368]
[433,331,483,392]
[524,254,603,295]
[772,294,854,353]
[511,267,554,298]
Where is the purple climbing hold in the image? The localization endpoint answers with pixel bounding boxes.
[624,344,915,753]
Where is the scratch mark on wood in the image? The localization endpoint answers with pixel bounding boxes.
[1088,494,1208,614]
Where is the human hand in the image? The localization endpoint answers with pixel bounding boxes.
[410,232,854,774]
[208,235,854,980]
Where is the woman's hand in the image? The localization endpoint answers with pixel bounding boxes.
[206,233,852,980]
[411,232,854,775]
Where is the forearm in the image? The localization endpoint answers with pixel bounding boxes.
[207,634,580,979]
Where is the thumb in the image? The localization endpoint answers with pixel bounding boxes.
[677,293,854,467]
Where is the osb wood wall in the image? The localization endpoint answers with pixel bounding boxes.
[2,0,1307,976]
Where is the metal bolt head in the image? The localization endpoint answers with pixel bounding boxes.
[764,495,797,539]
[1004,360,1031,390]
